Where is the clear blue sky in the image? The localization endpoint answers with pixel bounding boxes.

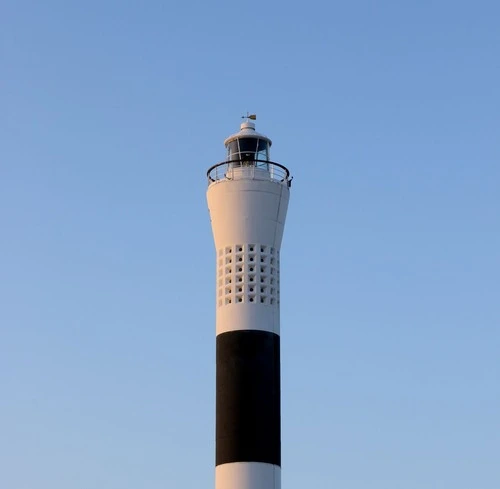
[2,1,499,488]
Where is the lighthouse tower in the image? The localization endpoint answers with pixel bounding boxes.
[207,118,291,489]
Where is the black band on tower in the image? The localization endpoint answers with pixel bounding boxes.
[216,330,281,466]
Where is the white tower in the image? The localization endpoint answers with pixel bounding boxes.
[207,119,291,489]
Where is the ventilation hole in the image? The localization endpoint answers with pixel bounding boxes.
[249,297,254,303]
[260,277,265,283]
[249,267,254,272]
[261,287,266,293]
[237,296,243,303]
[270,258,275,265]
[237,276,243,282]
[238,287,242,293]
[238,267,243,272]
[260,257,265,262]
[260,246,265,253]
[270,298,275,305]
[249,246,254,252]
[226,298,232,305]
[260,297,265,303]
[249,275,255,282]
[249,257,254,262]
[238,247,243,252]
[261,266,266,273]
[249,287,254,292]
[238,257,243,262]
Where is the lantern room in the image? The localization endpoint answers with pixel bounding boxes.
[207,119,291,186]
[224,121,272,168]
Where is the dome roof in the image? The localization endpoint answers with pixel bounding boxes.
[224,121,272,147]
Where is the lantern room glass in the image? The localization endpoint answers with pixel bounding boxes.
[227,138,270,168]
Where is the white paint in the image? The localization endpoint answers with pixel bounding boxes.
[207,177,289,250]
[215,240,280,333]
[216,462,280,489]
[216,302,280,335]
[208,174,289,338]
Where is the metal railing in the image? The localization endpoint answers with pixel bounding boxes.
[207,160,291,186]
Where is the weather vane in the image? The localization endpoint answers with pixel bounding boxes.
[241,112,257,120]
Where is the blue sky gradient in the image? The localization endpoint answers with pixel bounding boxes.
[2,1,499,488]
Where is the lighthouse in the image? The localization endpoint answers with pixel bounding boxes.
[207,118,291,489]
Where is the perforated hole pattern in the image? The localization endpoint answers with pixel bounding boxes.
[217,244,280,307]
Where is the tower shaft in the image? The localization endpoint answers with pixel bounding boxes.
[207,122,291,489]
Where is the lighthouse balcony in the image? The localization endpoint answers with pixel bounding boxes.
[207,160,291,186]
